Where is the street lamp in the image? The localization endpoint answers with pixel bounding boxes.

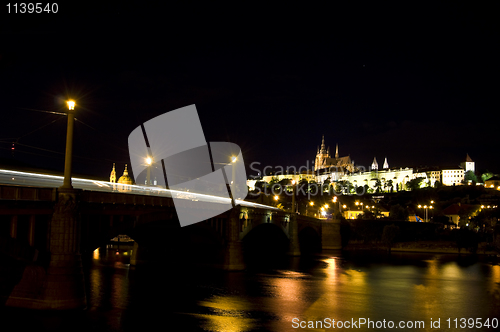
[418,204,433,222]
[60,100,76,189]
[231,155,237,186]
[145,156,153,185]
[291,180,296,213]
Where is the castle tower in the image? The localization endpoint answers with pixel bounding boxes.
[371,157,378,171]
[462,154,475,173]
[383,157,389,169]
[315,135,330,171]
[335,143,339,159]
[110,163,116,183]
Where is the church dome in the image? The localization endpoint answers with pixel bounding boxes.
[118,164,134,185]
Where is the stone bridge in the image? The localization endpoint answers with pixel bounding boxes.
[0,184,341,310]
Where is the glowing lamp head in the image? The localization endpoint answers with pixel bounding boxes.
[292,180,296,185]
[145,157,152,165]
[310,202,314,206]
[231,156,237,163]
[67,100,75,110]
[274,195,279,201]
[324,204,329,208]
[333,196,337,202]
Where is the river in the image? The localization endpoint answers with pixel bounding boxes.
[3,245,500,331]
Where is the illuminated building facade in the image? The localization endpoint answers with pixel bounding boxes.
[110,164,134,192]
[441,168,464,186]
[340,167,413,192]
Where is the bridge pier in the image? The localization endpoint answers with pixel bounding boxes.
[10,215,17,238]
[321,219,342,250]
[5,189,87,310]
[287,213,301,256]
[129,241,144,266]
[221,209,245,270]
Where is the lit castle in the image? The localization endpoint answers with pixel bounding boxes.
[247,136,475,192]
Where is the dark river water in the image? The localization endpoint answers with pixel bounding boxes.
[3,245,500,331]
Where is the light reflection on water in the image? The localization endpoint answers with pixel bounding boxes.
[3,247,500,331]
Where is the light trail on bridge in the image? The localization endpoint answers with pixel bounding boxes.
[0,168,279,211]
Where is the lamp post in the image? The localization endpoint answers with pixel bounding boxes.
[307,201,314,216]
[291,180,296,213]
[145,156,152,185]
[60,100,75,189]
[332,196,339,218]
[418,204,433,222]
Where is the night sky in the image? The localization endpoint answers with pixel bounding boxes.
[1,3,498,180]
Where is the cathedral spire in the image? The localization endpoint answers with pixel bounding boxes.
[110,163,116,183]
[383,157,389,169]
[318,135,328,154]
[335,143,339,159]
[371,157,378,171]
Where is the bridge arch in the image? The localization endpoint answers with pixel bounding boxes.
[241,222,289,261]
[298,226,322,254]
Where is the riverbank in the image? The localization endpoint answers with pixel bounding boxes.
[343,241,499,255]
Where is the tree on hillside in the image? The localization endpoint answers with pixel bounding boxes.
[269,177,280,185]
[463,171,478,184]
[481,172,495,182]
[358,210,375,220]
[386,179,394,192]
[374,179,382,193]
[406,177,424,191]
[458,205,480,228]
[254,181,268,192]
[389,204,409,221]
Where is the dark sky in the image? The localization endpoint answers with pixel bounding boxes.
[1,3,498,179]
